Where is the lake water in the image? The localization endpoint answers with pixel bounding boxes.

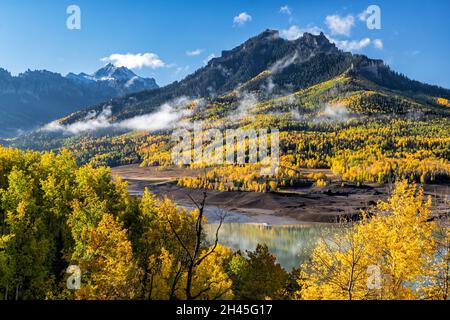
[179,204,334,270]
[204,223,331,271]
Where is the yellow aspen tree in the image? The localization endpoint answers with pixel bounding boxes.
[356,181,435,299]
[75,214,139,300]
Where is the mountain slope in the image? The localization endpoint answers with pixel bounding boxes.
[67,63,158,94]
[60,30,450,125]
[5,29,450,168]
[0,65,158,137]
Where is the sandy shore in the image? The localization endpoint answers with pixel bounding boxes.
[112,164,449,224]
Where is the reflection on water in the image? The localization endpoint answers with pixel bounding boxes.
[204,223,331,271]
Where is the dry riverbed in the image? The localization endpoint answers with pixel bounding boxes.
[111,164,449,224]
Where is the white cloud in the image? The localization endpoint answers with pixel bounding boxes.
[269,52,298,73]
[233,12,252,26]
[186,49,204,56]
[317,104,350,122]
[279,5,292,16]
[43,106,113,134]
[203,53,216,65]
[373,39,383,50]
[280,25,302,41]
[101,53,165,69]
[332,38,371,51]
[280,25,322,41]
[280,24,372,53]
[261,77,276,95]
[43,97,193,134]
[117,98,191,131]
[358,9,370,22]
[325,14,355,36]
[303,26,323,36]
[229,91,259,121]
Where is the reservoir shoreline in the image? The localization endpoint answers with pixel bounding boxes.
[111,164,449,225]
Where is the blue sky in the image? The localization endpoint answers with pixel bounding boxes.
[0,0,449,88]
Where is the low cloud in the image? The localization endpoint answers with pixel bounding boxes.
[290,104,351,123]
[101,53,165,69]
[325,14,355,36]
[317,104,350,122]
[229,91,258,121]
[333,38,371,51]
[233,12,252,26]
[280,25,322,41]
[44,106,113,134]
[269,51,298,73]
[117,98,191,131]
[43,97,193,135]
[261,77,276,95]
[203,53,216,65]
[280,24,381,53]
[291,109,306,121]
[280,26,302,41]
[237,91,258,115]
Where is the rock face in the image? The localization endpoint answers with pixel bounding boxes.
[67,63,158,94]
[61,29,449,127]
[0,65,158,138]
[2,29,449,138]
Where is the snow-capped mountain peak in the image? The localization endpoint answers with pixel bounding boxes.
[92,63,137,81]
[65,64,158,92]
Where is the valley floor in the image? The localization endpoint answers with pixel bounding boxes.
[111,164,450,224]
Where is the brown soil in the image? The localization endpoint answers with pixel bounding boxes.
[111,164,450,224]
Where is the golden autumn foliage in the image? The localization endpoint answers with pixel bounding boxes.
[75,214,139,300]
[146,248,183,300]
[150,115,450,192]
[331,148,450,184]
[0,146,448,300]
[297,181,448,300]
[436,97,450,107]
[417,222,450,300]
[177,162,309,193]
[146,245,234,300]
[185,245,234,300]
[0,147,235,300]
[297,226,372,300]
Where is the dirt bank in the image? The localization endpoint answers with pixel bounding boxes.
[111,164,449,224]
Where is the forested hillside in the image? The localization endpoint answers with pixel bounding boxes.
[0,65,158,138]
[0,147,448,300]
[29,31,442,126]
[3,30,450,190]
